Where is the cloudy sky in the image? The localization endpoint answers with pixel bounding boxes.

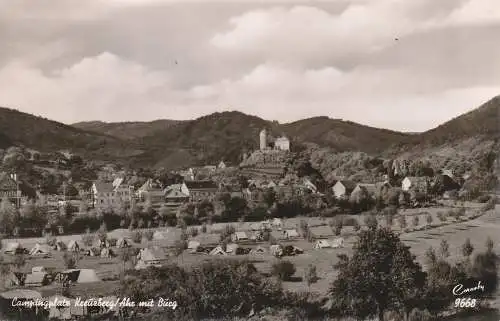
[0,0,498,132]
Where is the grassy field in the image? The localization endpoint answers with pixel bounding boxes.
[1,203,498,304]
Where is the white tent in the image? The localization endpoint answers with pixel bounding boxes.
[187,240,200,252]
[314,240,331,249]
[29,243,51,257]
[231,231,248,242]
[225,243,239,254]
[331,238,344,249]
[283,229,300,239]
[67,240,80,252]
[250,246,266,255]
[63,269,101,284]
[4,242,22,254]
[116,238,130,248]
[209,246,226,256]
[32,266,46,273]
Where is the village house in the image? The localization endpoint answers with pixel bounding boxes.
[243,188,260,202]
[219,183,243,198]
[0,173,26,207]
[433,173,461,194]
[332,180,356,199]
[164,184,190,210]
[137,178,163,201]
[274,136,290,151]
[309,226,335,239]
[231,231,249,242]
[190,166,216,180]
[352,183,378,199]
[179,168,195,181]
[91,178,133,209]
[402,176,430,193]
[181,180,218,201]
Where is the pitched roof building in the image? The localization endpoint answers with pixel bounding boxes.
[332,180,356,199]
[402,176,430,193]
[181,180,218,201]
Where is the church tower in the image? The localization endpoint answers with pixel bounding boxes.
[259,129,267,150]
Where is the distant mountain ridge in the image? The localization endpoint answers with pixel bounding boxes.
[72,119,182,140]
[0,106,141,159]
[1,95,498,169]
[388,95,499,156]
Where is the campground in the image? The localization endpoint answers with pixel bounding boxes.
[0,202,498,300]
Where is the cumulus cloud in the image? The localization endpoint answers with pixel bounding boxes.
[444,0,500,26]
[210,1,471,66]
[0,53,177,122]
[186,63,500,131]
[0,0,498,132]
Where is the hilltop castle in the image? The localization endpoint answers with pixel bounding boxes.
[259,129,290,151]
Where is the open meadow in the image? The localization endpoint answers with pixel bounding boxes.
[2,203,498,303]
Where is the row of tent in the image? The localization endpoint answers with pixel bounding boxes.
[4,237,132,256]
[249,218,284,231]
[313,238,345,249]
[186,242,305,257]
[4,268,101,289]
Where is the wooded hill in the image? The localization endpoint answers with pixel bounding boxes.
[1,95,498,170]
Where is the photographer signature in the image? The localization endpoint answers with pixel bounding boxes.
[452,281,485,296]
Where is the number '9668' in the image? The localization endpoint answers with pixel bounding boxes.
[454,298,477,308]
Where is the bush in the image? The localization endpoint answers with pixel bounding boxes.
[120,260,284,319]
[398,215,407,229]
[342,217,358,226]
[384,206,398,216]
[412,216,420,227]
[220,225,235,242]
[456,207,466,218]
[476,195,491,203]
[63,252,77,269]
[97,222,108,241]
[364,215,378,230]
[482,199,496,212]
[304,264,318,286]
[272,260,296,281]
[385,213,394,227]
[329,216,344,229]
[131,231,143,243]
[144,230,154,241]
[408,308,432,321]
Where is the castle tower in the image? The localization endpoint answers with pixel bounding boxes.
[259,129,267,150]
